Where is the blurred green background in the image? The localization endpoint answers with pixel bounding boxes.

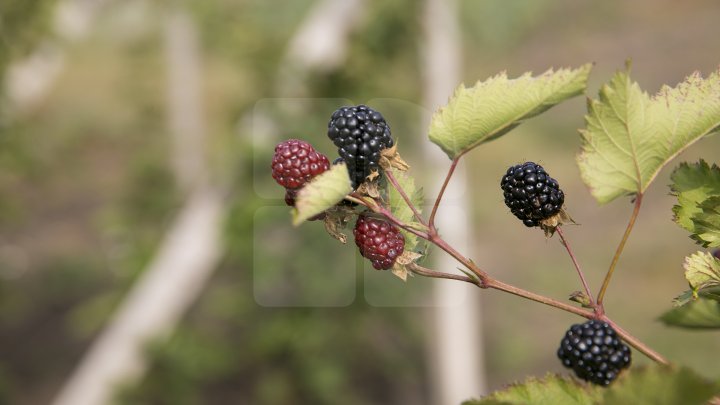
[1,0,719,404]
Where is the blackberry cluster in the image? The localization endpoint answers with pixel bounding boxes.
[271,139,330,191]
[353,214,405,270]
[500,162,565,227]
[327,105,394,189]
[557,320,631,386]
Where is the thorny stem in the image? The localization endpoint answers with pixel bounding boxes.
[408,263,593,318]
[601,315,669,365]
[555,226,596,309]
[384,169,426,226]
[427,232,490,284]
[428,156,460,232]
[486,278,594,318]
[408,263,477,285]
[597,193,643,307]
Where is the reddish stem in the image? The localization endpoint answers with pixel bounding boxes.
[555,226,596,309]
[428,157,460,232]
[384,169,426,226]
[600,315,669,365]
[597,193,643,307]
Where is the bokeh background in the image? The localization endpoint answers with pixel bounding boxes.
[1,0,719,404]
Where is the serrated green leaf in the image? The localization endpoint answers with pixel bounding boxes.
[670,160,720,233]
[691,197,720,247]
[664,253,720,329]
[292,163,352,225]
[578,67,720,204]
[603,366,720,404]
[462,374,601,405]
[684,251,720,292]
[387,170,423,250]
[429,64,592,159]
[660,297,720,329]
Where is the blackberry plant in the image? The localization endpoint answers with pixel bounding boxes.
[272,64,720,403]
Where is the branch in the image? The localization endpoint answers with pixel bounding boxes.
[408,263,478,285]
[485,279,595,318]
[601,316,669,365]
[384,169,426,226]
[350,192,430,240]
[428,156,460,232]
[597,193,643,306]
[555,226,595,308]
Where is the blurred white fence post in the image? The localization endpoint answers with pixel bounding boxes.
[165,8,208,192]
[52,7,225,405]
[422,0,487,403]
[276,0,365,97]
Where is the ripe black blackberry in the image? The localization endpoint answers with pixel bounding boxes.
[271,139,330,190]
[500,162,565,227]
[353,214,405,270]
[557,320,631,386]
[327,105,394,189]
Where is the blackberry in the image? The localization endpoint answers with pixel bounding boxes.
[353,214,405,270]
[500,162,565,227]
[271,139,330,190]
[327,105,394,189]
[557,320,631,386]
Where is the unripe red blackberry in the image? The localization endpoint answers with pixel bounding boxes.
[327,105,394,189]
[500,162,565,227]
[271,139,330,190]
[557,320,631,386]
[353,214,405,270]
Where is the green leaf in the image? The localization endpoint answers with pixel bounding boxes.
[428,64,592,159]
[691,197,720,247]
[671,160,720,234]
[660,297,720,329]
[462,374,601,405]
[292,163,352,225]
[387,170,423,250]
[684,251,720,292]
[578,67,720,204]
[662,252,720,329]
[603,366,720,404]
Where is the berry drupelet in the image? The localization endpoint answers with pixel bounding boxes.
[353,214,405,270]
[501,161,565,227]
[557,320,631,386]
[327,105,394,189]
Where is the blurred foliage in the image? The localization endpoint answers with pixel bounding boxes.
[0,0,57,92]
